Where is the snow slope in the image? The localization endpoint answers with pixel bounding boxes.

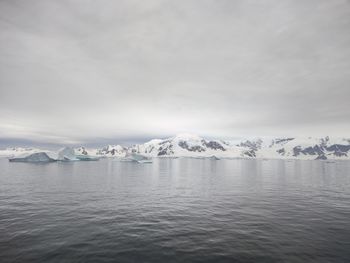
[237,136,350,160]
[127,134,350,160]
[129,133,245,158]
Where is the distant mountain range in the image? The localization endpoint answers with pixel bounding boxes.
[1,133,350,160]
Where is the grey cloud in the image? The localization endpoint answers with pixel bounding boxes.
[0,0,350,145]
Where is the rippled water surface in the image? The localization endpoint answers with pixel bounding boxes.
[0,158,350,262]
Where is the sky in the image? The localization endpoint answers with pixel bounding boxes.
[0,0,350,147]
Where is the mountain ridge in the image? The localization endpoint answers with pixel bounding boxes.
[1,134,349,160]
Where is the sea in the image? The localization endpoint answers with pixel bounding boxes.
[0,158,350,262]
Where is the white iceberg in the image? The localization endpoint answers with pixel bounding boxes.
[128,153,153,163]
[8,147,99,163]
[209,155,220,160]
[9,152,56,163]
[57,147,78,161]
[75,155,100,161]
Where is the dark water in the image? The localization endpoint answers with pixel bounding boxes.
[0,158,350,263]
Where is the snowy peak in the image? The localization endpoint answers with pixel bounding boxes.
[97,144,127,157]
[238,136,350,160]
[171,133,203,142]
[129,133,233,157]
[0,147,42,158]
[129,135,350,160]
[75,146,88,155]
[1,135,349,161]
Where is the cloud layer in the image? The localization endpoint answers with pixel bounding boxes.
[1,0,350,145]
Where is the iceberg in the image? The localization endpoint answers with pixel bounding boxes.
[57,147,78,161]
[8,147,99,163]
[129,153,153,163]
[9,152,56,163]
[75,155,100,161]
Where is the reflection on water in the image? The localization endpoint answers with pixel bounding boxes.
[0,158,349,262]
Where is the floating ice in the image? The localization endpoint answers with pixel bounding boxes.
[57,147,78,161]
[76,155,99,161]
[9,152,56,163]
[129,153,153,163]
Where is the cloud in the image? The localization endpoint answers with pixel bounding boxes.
[0,0,350,145]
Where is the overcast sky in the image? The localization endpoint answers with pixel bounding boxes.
[0,0,350,146]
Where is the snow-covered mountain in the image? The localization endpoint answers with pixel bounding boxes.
[128,133,244,158]
[1,134,349,160]
[0,147,42,158]
[73,145,127,157]
[96,145,128,157]
[123,134,349,160]
[237,136,350,160]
